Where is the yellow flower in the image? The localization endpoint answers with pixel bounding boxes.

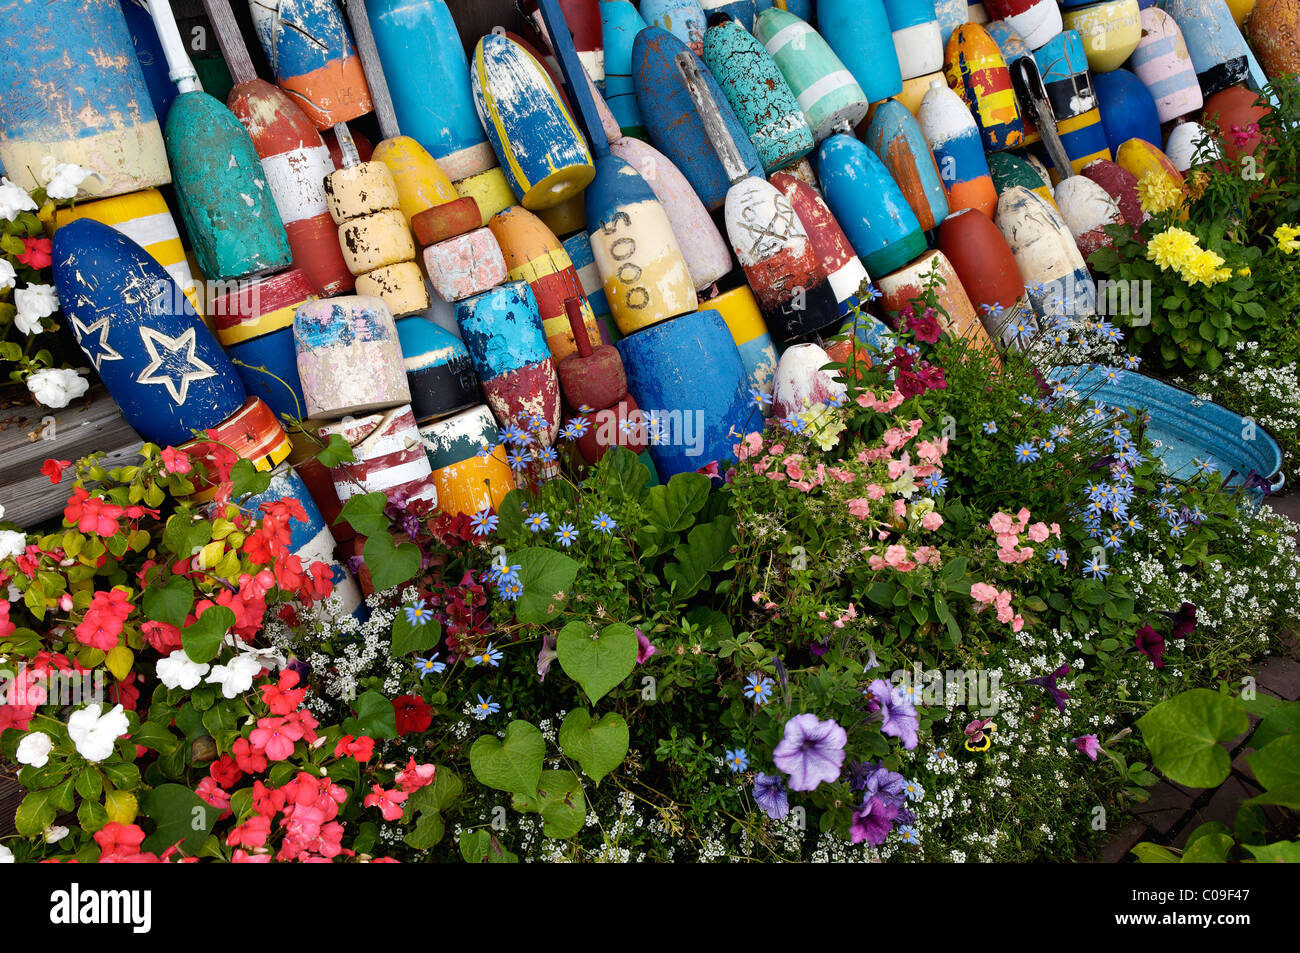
[1136,171,1184,215]
[1275,223,1300,254]
[1181,248,1227,286]
[1237,267,1251,276]
[1146,226,1199,271]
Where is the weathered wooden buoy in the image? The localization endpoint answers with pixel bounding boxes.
[394,315,479,424]
[54,189,202,316]
[642,0,708,55]
[524,0,604,87]
[1081,158,1146,228]
[419,404,516,515]
[1061,1,1141,74]
[454,167,518,225]
[1163,0,1250,99]
[371,136,458,227]
[1115,136,1188,207]
[1249,0,1300,80]
[983,18,1042,142]
[868,98,949,230]
[149,0,292,281]
[600,0,650,138]
[180,397,293,501]
[817,0,905,104]
[615,308,753,478]
[1128,8,1203,123]
[538,194,587,238]
[1093,68,1162,157]
[945,23,1024,153]
[490,206,604,361]
[422,227,509,303]
[472,32,596,211]
[709,284,778,393]
[935,0,971,45]
[286,429,354,543]
[562,230,612,319]
[0,0,169,197]
[818,131,927,278]
[883,0,946,80]
[1201,85,1270,161]
[772,171,876,319]
[987,151,1055,207]
[294,294,410,418]
[53,218,246,446]
[556,298,646,463]
[980,0,1061,49]
[703,13,816,174]
[995,185,1096,321]
[876,249,999,355]
[456,280,561,443]
[1055,175,1124,259]
[938,206,1036,349]
[608,136,731,292]
[1163,122,1219,172]
[677,53,840,342]
[895,70,948,115]
[247,0,372,130]
[318,404,439,506]
[211,268,314,421]
[411,196,482,247]
[226,77,355,297]
[634,27,764,211]
[771,342,847,420]
[919,79,998,218]
[756,6,872,142]
[1030,30,1112,175]
[703,0,755,30]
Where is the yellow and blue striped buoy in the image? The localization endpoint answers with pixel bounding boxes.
[1032,30,1111,175]
[945,23,1024,153]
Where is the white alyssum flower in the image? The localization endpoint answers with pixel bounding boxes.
[14,283,58,322]
[16,731,53,767]
[0,176,37,221]
[27,367,88,409]
[43,161,95,200]
[0,529,26,561]
[67,703,129,763]
[156,650,210,690]
[0,257,15,291]
[206,653,264,698]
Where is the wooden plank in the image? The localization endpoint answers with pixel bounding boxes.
[0,388,142,531]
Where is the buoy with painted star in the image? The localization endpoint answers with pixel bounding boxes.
[1128,8,1203,124]
[394,315,480,425]
[865,98,950,232]
[0,0,169,198]
[938,206,1036,349]
[702,12,815,174]
[944,22,1025,152]
[53,218,246,447]
[755,6,871,142]
[600,0,650,138]
[994,185,1096,322]
[882,0,946,80]
[634,26,765,211]
[148,0,291,281]
[247,0,373,130]
[817,0,904,104]
[418,404,515,516]
[1162,0,1250,99]
[1061,1,1141,73]
[918,79,998,218]
[817,129,927,278]
[1080,158,1146,229]
[1054,174,1124,259]
[1093,68,1162,157]
[294,294,411,418]
[980,0,1060,49]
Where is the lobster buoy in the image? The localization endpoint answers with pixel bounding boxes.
[294,294,411,418]
[394,316,480,425]
[318,404,439,506]
[939,207,1037,349]
[1129,8,1204,124]
[866,98,950,232]
[419,404,516,516]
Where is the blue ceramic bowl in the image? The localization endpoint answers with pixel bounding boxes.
[1049,364,1284,495]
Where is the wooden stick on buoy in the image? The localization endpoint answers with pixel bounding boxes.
[557,296,646,463]
[147,0,292,281]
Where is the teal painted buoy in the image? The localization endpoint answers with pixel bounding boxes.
[817,0,905,104]
[600,1,649,138]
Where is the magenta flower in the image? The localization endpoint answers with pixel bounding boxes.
[635,628,657,664]
[1074,734,1101,761]
[1135,625,1166,668]
[849,795,901,845]
[1025,663,1071,713]
[772,713,847,791]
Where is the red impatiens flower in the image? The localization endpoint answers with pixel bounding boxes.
[63,486,124,537]
[209,755,242,789]
[392,695,432,735]
[41,458,71,484]
[334,734,375,762]
[17,237,52,269]
[160,446,192,475]
[74,587,133,651]
[363,784,408,822]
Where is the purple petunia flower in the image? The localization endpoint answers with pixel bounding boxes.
[772,713,847,791]
[537,634,558,682]
[849,795,901,845]
[635,628,657,664]
[850,760,908,809]
[1136,625,1166,668]
[753,773,789,820]
[1025,663,1071,713]
[1168,602,1196,640]
[864,679,920,749]
[1074,734,1101,761]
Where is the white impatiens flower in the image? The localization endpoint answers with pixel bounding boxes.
[13,308,43,336]
[43,161,95,201]
[26,367,88,409]
[66,703,129,763]
[0,176,37,221]
[0,258,15,292]
[0,529,25,561]
[156,650,210,690]
[205,653,263,699]
[16,731,53,768]
[43,825,70,844]
[0,844,13,863]
[14,283,58,323]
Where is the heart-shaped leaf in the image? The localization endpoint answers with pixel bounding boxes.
[1246,735,1300,792]
[470,720,545,794]
[511,769,585,839]
[342,690,398,740]
[338,491,392,538]
[645,472,709,532]
[364,531,421,593]
[1136,689,1247,788]
[182,605,235,664]
[142,573,194,628]
[391,614,441,656]
[511,547,578,624]
[558,709,629,784]
[556,621,638,704]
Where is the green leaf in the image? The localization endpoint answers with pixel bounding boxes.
[342,690,399,740]
[315,433,355,468]
[77,796,108,833]
[229,459,272,499]
[338,492,393,538]
[181,605,235,664]
[556,621,638,705]
[1130,842,1180,863]
[403,811,445,849]
[1246,735,1300,791]
[511,769,585,839]
[1243,840,1300,863]
[601,446,651,503]
[662,515,735,602]
[102,761,141,791]
[1243,697,1300,749]
[495,489,528,538]
[469,720,545,794]
[459,829,519,863]
[1180,833,1234,863]
[141,783,221,855]
[558,709,629,784]
[645,472,710,532]
[15,789,55,836]
[510,546,579,624]
[363,531,421,593]
[391,614,441,656]
[1136,689,1247,787]
[142,574,195,628]
[1245,782,1300,810]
